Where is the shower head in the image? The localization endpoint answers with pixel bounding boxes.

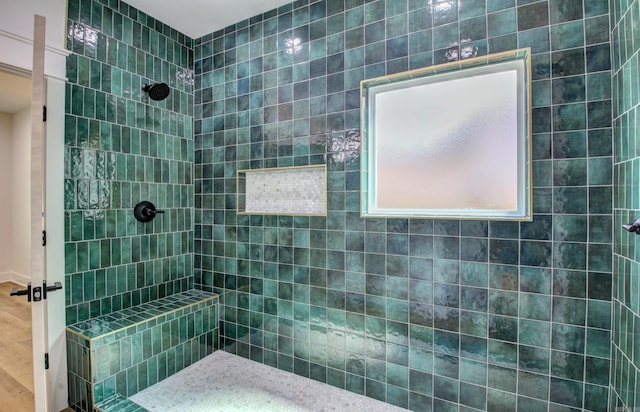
[142,82,170,101]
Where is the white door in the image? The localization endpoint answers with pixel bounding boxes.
[30,14,50,412]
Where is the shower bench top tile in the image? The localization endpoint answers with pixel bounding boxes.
[66,289,218,341]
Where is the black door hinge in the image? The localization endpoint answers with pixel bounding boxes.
[42,105,47,122]
[42,230,46,246]
[44,353,49,370]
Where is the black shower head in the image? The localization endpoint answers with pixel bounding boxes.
[142,82,170,101]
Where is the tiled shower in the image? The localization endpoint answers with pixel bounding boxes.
[63,0,627,411]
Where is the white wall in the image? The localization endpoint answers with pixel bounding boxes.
[0,0,66,47]
[0,109,31,282]
[11,108,31,280]
[0,113,11,275]
[0,0,67,79]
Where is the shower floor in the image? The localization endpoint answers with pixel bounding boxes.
[129,351,407,412]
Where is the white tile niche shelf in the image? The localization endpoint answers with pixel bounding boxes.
[237,165,327,216]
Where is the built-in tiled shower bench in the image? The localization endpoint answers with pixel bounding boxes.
[66,290,219,412]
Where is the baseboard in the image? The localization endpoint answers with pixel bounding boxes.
[0,271,30,286]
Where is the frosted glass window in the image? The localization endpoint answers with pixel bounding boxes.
[361,49,532,220]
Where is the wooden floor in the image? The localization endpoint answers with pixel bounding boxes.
[0,281,35,412]
[0,282,74,412]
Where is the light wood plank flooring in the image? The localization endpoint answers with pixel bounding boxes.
[0,282,74,412]
[0,281,35,412]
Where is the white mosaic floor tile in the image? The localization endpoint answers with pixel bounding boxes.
[130,351,407,411]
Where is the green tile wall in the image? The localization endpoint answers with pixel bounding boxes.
[193,0,613,411]
[611,0,640,410]
[64,0,195,325]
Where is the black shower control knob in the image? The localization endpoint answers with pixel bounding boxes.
[134,201,164,223]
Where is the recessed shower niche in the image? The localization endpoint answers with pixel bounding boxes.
[237,165,327,216]
[360,48,532,220]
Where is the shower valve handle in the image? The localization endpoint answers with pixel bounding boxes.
[142,207,164,217]
[623,218,640,234]
[134,201,164,223]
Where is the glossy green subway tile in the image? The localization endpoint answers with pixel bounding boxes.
[488,8,517,37]
[587,44,611,73]
[519,26,551,54]
[519,345,550,374]
[550,377,583,408]
[584,383,609,411]
[518,370,549,400]
[551,21,585,50]
[487,0,514,13]
[460,334,487,362]
[551,350,584,381]
[586,327,611,359]
[517,2,549,31]
[553,242,587,270]
[433,375,458,404]
[489,289,518,316]
[550,0,583,24]
[585,356,610,386]
[432,23,458,50]
[458,262,487,288]
[460,310,488,338]
[488,239,519,264]
[458,0,486,19]
[488,315,518,342]
[488,364,516,392]
[552,296,586,325]
[488,340,517,368]
[459,357,487,387]
[519,267,551,294]
[553,269,586,297]
[519,293,551,321]
[552,323,585,353]
[487,389,516,411]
